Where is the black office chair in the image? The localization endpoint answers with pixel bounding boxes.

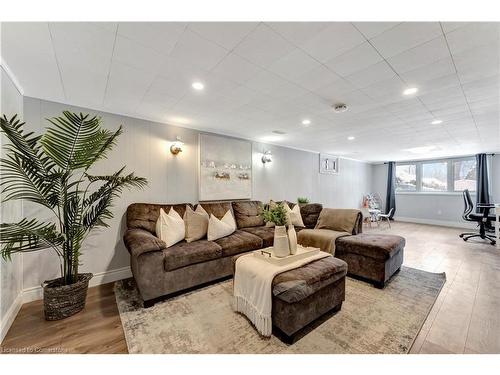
[459,189,496,245]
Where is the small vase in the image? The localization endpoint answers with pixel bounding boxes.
[273,225,290,258]
[287,225,297,255]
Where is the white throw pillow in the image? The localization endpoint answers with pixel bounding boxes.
[207,210,236,241]
[155,207,185,247]
[285,204,305,227]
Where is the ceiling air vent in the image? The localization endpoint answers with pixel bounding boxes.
[332,103,348,113]
[272,130,286,135]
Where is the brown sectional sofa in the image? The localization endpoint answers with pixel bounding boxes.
[124,199,403,309]
[124,200,323,307]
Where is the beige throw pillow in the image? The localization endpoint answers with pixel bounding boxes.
[184,205,209,242]
[155,207,185,247]
[207,210,236,241]
[285,203,305,227]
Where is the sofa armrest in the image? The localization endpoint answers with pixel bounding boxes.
[124,228,166,257]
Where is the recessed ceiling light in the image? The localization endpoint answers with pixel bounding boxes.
[301,119,311,126]
[347,136,355,141]
[403,87,418,95]
[431,119,443,125]
[192,81,205,91]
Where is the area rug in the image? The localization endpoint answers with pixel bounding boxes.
[114,266,445,354]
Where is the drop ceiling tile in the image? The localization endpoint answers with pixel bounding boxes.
[388,36,450,74]
[298,23,366,63]
[244,70,307,99]
[400,57,456,85]
[313,78,358,101]
[441,22,469,34]
[117,22,185,53]
[187,22,258,50]
[290,64,341,91]
[268,49,322,82]
[233,23,295,68]
[113,35,168,72]
[446,22,500,55]
[169,29,229,71]
[360,76,406,100]
[266,22,330,45]
[325,42,383,77]
[370,22,442,58]
[211,53,265,85]
[352,22,400,39]
[2,22,65,100]
[104,62,156,111]
[346,61,396,89]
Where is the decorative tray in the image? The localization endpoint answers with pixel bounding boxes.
[253,245,320,266]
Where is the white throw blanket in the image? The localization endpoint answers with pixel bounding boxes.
[233,251,331,337]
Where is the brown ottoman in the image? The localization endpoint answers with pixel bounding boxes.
[335,233,405,288]
[271,257,347,343]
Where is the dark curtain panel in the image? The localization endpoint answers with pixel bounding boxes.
[386,162,396,219]
[475,153,490,213]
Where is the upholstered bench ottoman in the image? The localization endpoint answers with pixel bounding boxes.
[335,233,405,288]
[271,256,347,343]
[231,255,347,343]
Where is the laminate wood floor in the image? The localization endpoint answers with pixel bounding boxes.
[1,222,499,354]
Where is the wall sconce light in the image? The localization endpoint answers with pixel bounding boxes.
[261,150,272,164]
[170,136,184,155]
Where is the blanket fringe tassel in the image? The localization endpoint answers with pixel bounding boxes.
[233,295,272,337]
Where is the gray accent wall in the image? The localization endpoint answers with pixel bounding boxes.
[21,97,373,294]
[1,66,24,342]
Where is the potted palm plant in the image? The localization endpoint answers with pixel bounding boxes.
[0,112,147,320]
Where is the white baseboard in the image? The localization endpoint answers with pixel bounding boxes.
[0,292,23,344]
[0,293,23,343]
[0,266,132,344]
[395,216,476,229]
[22,266,132,304]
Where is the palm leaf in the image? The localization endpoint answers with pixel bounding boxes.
[41,111,102,171]
[0,218,64,260]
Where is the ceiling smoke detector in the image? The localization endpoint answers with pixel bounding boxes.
[332,103,348,113]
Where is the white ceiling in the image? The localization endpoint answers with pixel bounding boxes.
[1,22,499,162]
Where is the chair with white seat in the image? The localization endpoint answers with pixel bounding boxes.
[377,208,394,228]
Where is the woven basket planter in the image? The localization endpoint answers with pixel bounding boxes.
[43,273,93,321]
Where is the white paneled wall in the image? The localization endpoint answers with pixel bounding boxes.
[21,97,373,295]
[1,66,24,342]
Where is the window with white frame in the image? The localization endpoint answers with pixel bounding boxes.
[395,157,476,193]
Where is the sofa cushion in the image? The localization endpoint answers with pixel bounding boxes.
[127,203,191,235]
[241,226,274,247]
[315,208,363,234]
[335,233,405,261]
[163,240,222,271]
[272,257,348,303]
[232,201,265,228]
[199,202,233,220]
[299,203,323,229]
[214,230,263,257]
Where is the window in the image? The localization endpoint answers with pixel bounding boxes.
[422,162,447,191]
[453,159,476,191]
[395,157,477,193]
[396,164,417,191]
